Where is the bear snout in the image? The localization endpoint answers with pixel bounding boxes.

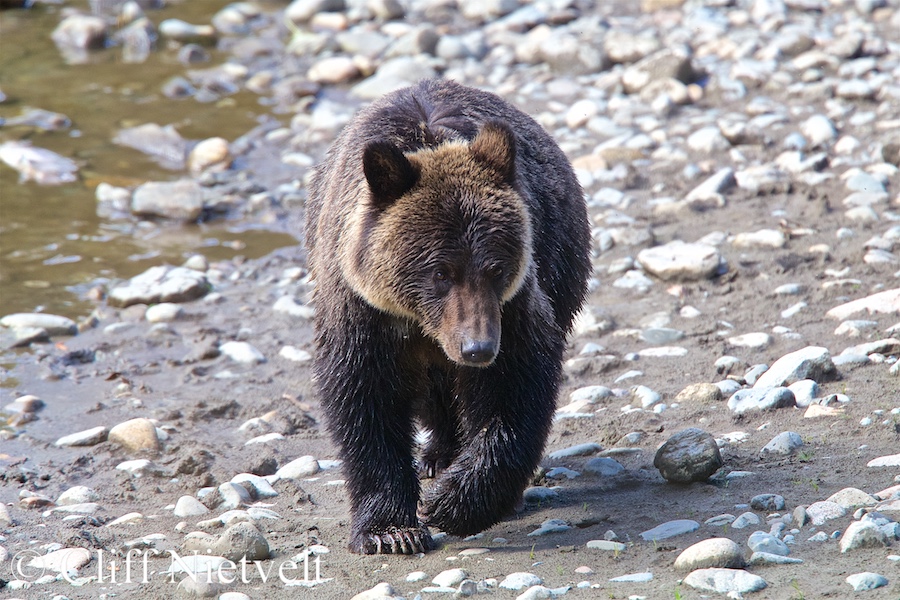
[459,335,499,367]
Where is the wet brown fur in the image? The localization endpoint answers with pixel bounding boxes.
[305,79,591,555]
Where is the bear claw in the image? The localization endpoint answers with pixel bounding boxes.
[352,526,435,555]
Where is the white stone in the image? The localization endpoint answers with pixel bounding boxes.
[220,341,266,364]
[868,454,900,467]
[55,426,108,447]
[0,313,77,336]
[432,568,467,588]
[173,495,210,517]
[826,288,900,320]
[145,303,183,323]
[500,572,543,590]
[727,332,771,349]
[674,538,745,571]
[277,455,320,479]
[639,519,699,541]
[753,346,834,388]
[637,241,723,281]
[683,568,767,595]
[57,486,99,506]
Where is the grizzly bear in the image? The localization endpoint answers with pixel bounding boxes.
[305,78,591,555]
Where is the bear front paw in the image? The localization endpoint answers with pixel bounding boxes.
[349,526,436,555]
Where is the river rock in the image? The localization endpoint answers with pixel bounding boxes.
[548,442,602,460]
[56,485,99,506]
[113,123,188,169]
[845,572,889,592]
[28,547,92,573]
[108,265,209,307]
[753,346,836,388]
[350,582,396,600]
[653,428,723,483]
[584,457,625,477]
[145,303,183,323]
[806,501,847,525]
[220,341,266,364]
[432,568,467,588]
[748,531,789,556]
[683,568,767,594]
[188,137,231,175]
[0,140,78,184]
[840,520,888,553]
[750,493,785,511]
[826,288,900,320]
[826,487,878,509]
[622,48,696,94]
[174,495,210,518]
[212,522,270,562]
[759,431,803,458]
[132,179,204,221]
[867,454,900,467]
[674,382,722,403]
[500,572,543,590]
[158,19,217,44]
[51,14,107,51]
[276,455,320,479]
[0,313,77,336]
[636,241,723,281]
[673,538,745,571]
[640,519,699,541]
[55,426,108,447]
[108,418,162,452]
[727,387,795,414]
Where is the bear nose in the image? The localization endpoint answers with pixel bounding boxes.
[460,337,497,365]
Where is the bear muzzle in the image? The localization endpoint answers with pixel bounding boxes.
[459,334,500,367]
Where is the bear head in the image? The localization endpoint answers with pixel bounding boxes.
[340,120,533,368]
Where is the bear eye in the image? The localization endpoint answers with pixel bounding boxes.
[487,265,504,279]
[434,269,448,282]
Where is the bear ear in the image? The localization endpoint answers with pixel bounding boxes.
[363,141,419,207]
[470,120,516,184]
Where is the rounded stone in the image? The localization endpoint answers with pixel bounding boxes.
[674,538,745,571]
[759,432,803,458]
[674,383,722,403]
[276,455,320,479]
[57,486,100,506]
[108,418,161,453]
[750,493,785,511]
[653,428,723,483]
[145,302,183,323]
[499,572,543,590]
[174,495,211,518]
[683,568,767,595]
[212,522,270,562]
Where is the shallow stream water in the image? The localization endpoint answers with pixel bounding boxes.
[0,1,298,319]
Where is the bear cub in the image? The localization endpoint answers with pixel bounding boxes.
[306,78,591,554]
